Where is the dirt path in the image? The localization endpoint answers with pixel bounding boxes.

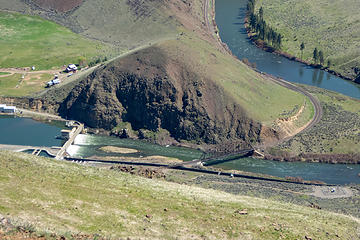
[0,68,62,75]
[311,186,354,199]
[17,108,65,121]
[203,0,322,148]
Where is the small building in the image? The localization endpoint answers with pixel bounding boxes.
[0,104,6,112]
[1,105,17,114]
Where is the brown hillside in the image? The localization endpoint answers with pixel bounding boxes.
[31,0,82,12]
[59,45,262,146]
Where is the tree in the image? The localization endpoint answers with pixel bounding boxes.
[249,13,257,30]
[327,59,331,68]
[313,48,318,64]
[259,7,264,20]
[300,42,305,59]
[354,67,360,76]
[276,34,282,49]
[319,50,324,65]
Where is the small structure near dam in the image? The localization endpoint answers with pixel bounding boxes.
[0,104,17,114]
[0,120,84,160]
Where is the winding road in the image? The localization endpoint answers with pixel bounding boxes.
[203,0,323,146]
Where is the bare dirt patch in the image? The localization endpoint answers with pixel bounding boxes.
[99,146,139,154]
[311,186,354,199]
[93,155,183,164]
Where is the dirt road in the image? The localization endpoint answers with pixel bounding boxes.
[202,0,322,146]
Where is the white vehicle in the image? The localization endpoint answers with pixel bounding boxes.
[66,64,78,73]
[47,79,61,87]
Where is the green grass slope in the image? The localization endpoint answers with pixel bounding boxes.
[0,11,111,70]
[0,0,179,51]
[160,34,309,124]
[0,151,359,239]
[256,0,360,79]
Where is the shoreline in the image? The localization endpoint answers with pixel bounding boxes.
[206,0,360,165]
[243,17,359,84]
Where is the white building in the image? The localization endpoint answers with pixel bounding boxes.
[0,104,17,114]
[0,104,6,112]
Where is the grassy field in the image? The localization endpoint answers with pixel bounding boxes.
[0,73,52,97]
[256,0,360,78]
[0,11,111,70]
[160,33,311,125]
[278,86,360,154]
[0,151,359,239]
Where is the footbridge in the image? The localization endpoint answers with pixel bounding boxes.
[55,122,84,159]
[172,149,255,168]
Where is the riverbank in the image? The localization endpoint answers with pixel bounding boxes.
[243,11,358,84]
[1,151,359,239]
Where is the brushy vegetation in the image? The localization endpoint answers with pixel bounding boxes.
[255,0,360,78]
[277,86,360,155]
[0,151,359,239]
[0,11,111,70]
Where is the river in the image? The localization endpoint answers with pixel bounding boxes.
[215,0,360,99]
[0,116,359,184]
[0,115,63,146]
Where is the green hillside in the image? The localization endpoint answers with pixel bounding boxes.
[0,151,358,239]
[159,34,309,124]
[0,11,111,70]
[256,0,360,79]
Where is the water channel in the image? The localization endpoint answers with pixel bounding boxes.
[1,0,360,184]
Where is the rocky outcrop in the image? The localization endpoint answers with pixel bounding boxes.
[59,46,262,146]
[0,96,58,113]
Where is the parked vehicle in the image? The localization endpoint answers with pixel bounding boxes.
[47,79,61,87]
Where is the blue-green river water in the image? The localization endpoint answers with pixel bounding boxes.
[0,116,359,184]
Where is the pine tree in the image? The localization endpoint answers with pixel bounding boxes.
[313,48,318,64]
[259,7,264,20]
[327,59,331,68]
[300,42,305,59]
[319,50,324,65]
[276,34,282,49]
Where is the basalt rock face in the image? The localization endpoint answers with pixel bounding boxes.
[59,47,262,145]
